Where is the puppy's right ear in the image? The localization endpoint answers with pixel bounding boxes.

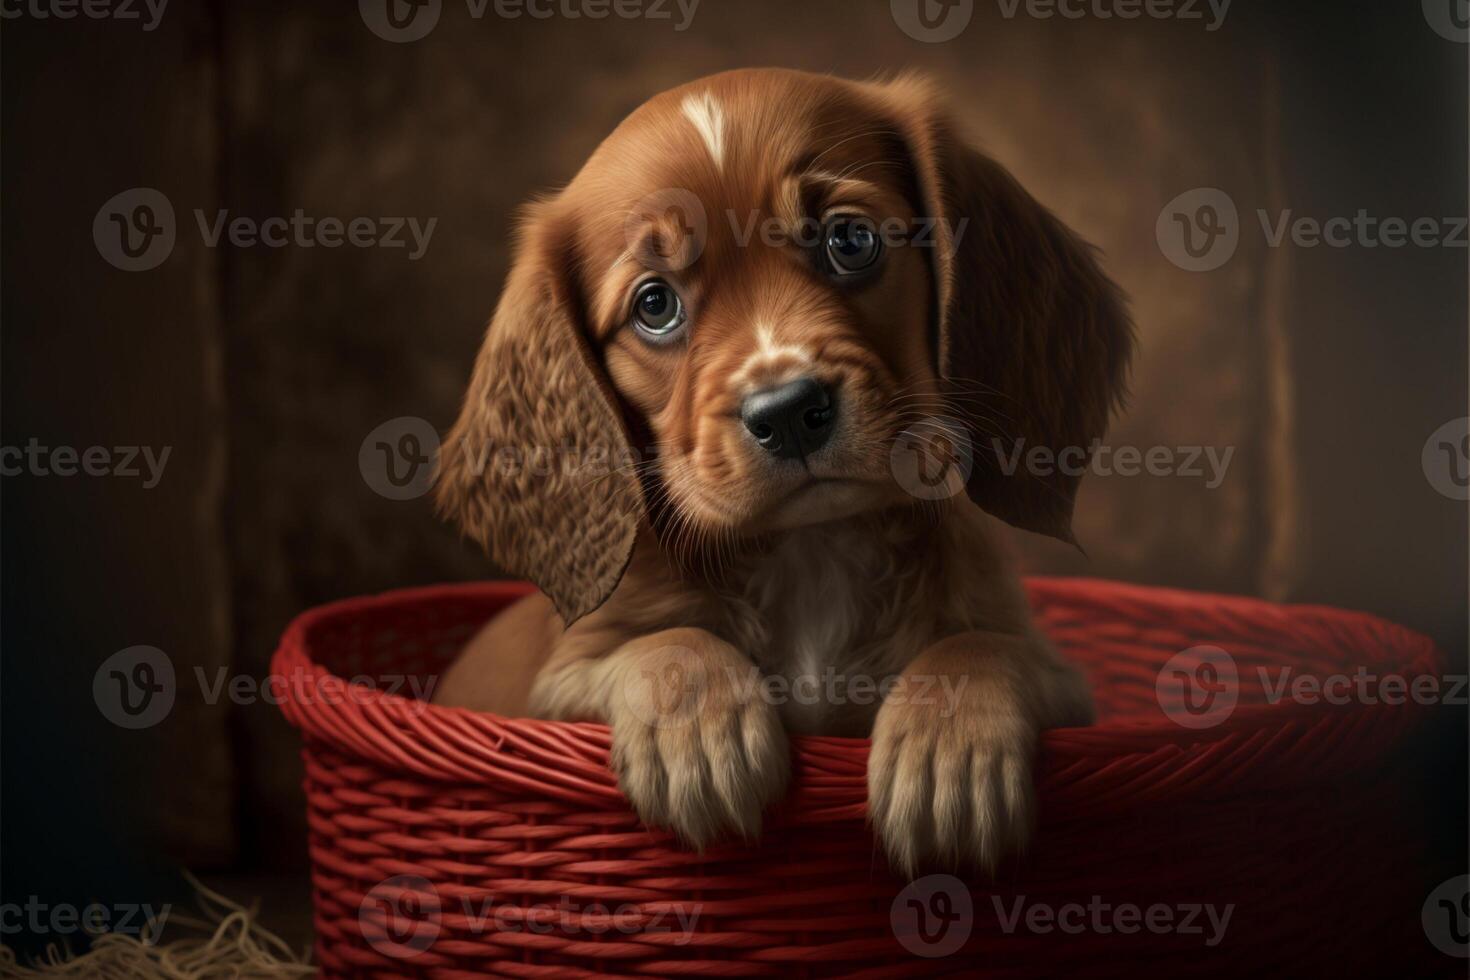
[877,75,1133,544]
[435,202,645,624]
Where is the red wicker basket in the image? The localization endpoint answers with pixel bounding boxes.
[274,578,1452,978]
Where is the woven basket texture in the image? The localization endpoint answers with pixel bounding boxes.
[273,578,1450,978]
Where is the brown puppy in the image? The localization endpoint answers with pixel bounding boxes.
[433,68,1132,876]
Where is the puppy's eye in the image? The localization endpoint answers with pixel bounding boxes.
[824,215,882,275]
[632,280,686,340]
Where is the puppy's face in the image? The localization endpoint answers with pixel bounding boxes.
[439,69,1132,622]
[564,75,938,535]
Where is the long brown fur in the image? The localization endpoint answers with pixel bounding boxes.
[433,69,1132,876]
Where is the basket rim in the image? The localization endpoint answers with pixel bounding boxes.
[271,576,1446,817]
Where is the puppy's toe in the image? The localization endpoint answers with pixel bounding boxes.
[611,681,789,849]
[965,740,1034,874]
[610,721,670,832]
[868,703,1037,878]
[701,697,791,841]
[868,731,931,877]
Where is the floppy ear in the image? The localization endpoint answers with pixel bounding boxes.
[886,79,1134,543]
[435,202,645,623]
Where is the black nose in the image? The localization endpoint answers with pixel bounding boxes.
[740,378,836,459]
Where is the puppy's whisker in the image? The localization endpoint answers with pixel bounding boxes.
[804,128,902,171]
[830,159,904,182]
[887,388,1017,411]
[889,376,1018,403]
[886,398,1010,425]
[885,396,1018,431]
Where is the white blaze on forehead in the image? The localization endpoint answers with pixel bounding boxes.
[680,92,726,169]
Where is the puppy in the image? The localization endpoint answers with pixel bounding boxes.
[432,68,1132,876]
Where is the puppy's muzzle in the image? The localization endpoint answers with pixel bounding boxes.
[740,377,835,460]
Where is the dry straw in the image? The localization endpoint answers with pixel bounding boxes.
[0,874,312,979]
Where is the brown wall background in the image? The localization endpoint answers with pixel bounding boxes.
[3,0,1465,925]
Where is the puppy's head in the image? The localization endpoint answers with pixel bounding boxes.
[438,69,1132,622]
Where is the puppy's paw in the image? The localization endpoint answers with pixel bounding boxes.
[867,673,1037,878]
[609,645,790,848]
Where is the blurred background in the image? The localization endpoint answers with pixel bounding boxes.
[3,0,1466,959]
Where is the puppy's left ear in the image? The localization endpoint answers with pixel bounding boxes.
[880,77,1134,543]
[435,201,645,623]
